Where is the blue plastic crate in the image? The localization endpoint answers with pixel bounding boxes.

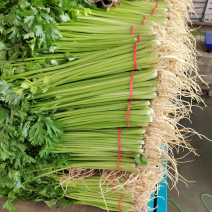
[148,149,167,212]
[157,175,167,212]
[206,33,212,51]
[147,191,155,211]
[148,177,167,212]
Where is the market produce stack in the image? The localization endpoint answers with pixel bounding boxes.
[0,0,203,211]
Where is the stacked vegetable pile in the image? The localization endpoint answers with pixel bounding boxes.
[0,0,203,211]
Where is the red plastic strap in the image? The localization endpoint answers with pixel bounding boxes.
[127,70,133,127]
[151,8,156,16]
[142,16,146,25]
[118,127,122,151]
[111,176,114,192]
[119,199,122,211]
[138,34,141,43]
[156,2,159,8]
[117,127,122,171]
[134,43,137,70]
[119,193,124,212]
[130,71,134,100]
[117,151,122,171]
[131,26,134,35]
[127,100,132,128]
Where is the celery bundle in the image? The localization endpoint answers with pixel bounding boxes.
[0,0,174,211]
[52,174,134,212]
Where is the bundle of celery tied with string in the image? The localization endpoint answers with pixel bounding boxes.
[0,1,171,211]
[52,174,134,212]
[1,53,158,173]
[1,56,157,173]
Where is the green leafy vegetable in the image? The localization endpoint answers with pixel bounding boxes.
[0,0,95,60]
[135,156,148,166]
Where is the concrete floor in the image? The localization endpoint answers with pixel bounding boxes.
[1,96,212,212]
[168,96,212,212]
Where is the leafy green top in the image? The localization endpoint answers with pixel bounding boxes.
[0,0,95,60]
[0,0,97,210]
[0,79,72,211]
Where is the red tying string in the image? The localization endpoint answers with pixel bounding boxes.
[138,34,141,43]
[151,8,156,16]
[134,43,137,70]
[111,176,114,192]
[119,199,122,211]
[152,2,159,16]
[142,16,146,25]
[119,24,137,170]
[126,71,134,127]
[130,71,133,100]
[131,26,134,35]
[117,128,122,171]
[117,151,122,171]
[118,127,122,151]
[127,100,132,128]
[119,193,124,212]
